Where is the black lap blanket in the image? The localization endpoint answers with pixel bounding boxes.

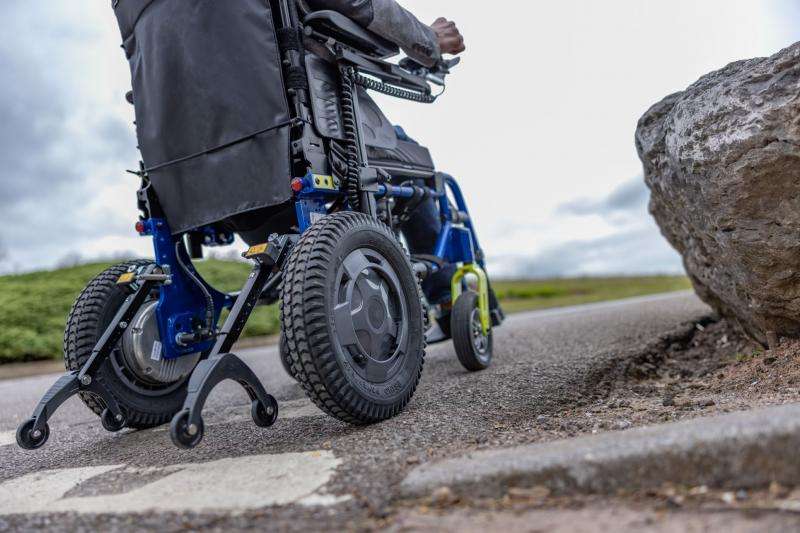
[113,0,292,234]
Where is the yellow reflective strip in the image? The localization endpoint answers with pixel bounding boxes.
[245,243,269,258]
[117,272,136,285]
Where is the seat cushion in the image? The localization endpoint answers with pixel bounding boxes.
[367,141,435,174]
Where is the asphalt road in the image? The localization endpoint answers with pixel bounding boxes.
[0,292,711,531]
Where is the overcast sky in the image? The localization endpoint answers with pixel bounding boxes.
[1,1,799,277]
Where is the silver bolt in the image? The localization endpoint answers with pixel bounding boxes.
[266,406,275,416]
[119,321,128,329]
[80,375,92,386]
[116,414,124,422]
[187,424,198,436]
[32,430,42,439]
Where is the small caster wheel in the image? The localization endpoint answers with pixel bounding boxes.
[452,291,493,372]
[251,396,279,427]
[16,419,50,450]
[100,408,126,433]
[169,410,204,449]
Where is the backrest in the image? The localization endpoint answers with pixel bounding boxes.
[113,0,293,235]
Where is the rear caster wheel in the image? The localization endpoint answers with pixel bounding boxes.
[65,261,192,430]
[16,419,50,450]
[100,408,126,433]
[452,291,493,371]
[169,410,204,449]
[251,396,279,427]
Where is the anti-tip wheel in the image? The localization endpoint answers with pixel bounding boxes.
[100,408,126,433]
[169,410,204,449]
[16,419,50,450]
[451,291,493,372]
[251,396,279,428]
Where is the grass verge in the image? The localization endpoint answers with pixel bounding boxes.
[0,261,689,363]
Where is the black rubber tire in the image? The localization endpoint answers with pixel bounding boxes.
[437,312,452,340]
[64,261,190,429]
[169,410,204,449]
[16,419,49,450]
[452,291,493,371]
[278,333,297,381]
[281,212,426,425]
[251,395,279,427]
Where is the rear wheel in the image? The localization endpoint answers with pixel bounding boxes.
[281,212,426,425]
[64,261,195,429]
[278,333,297,380]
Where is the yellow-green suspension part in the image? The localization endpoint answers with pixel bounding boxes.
[451,263,491,334]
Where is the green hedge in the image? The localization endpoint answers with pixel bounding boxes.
[0,260,690,364]
[0,260,279,363]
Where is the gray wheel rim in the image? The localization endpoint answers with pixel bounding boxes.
[470,307,491,360]
[332,248,409,383]
[108,298,188,397]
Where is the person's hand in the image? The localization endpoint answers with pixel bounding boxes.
[431,17,466,55]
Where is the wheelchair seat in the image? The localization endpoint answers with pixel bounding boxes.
[304,10,399,59]
[368,140,435,175]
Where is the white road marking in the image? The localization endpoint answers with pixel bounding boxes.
[0,451,348,515]
[0,465,123,514]
[0,431,16,447]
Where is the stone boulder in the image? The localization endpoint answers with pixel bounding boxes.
[636,43,800,345]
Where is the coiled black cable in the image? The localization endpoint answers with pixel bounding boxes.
[339,68,362,210]
[353,72,437,104]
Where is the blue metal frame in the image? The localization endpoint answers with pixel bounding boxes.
[140,172,483,362]
[434,174,485,269]
[294,171,483,272]
[138,219,235,360]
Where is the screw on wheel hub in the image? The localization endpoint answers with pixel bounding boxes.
[120,300,201,386]
[332,248,410,382]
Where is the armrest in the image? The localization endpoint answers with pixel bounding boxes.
[304,10,399,59]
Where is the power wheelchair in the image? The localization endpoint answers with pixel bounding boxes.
[16,0,504,450]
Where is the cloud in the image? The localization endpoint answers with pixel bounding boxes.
[0,50,77,209]
[0,2,141,273]
[485,176,684,278]
[493,226,684,279]
[558,177,649,217]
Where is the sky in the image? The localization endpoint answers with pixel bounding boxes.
[0,1,799,278]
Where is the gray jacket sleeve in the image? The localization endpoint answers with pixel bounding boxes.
[301,0,440,66]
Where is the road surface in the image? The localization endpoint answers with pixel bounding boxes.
[0,292,711,530]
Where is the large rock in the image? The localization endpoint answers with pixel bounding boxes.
[636,43,800,345]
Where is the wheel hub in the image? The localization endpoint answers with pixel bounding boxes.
[367,296,387,329]
[121,301,201,385]
[333,249,409,382]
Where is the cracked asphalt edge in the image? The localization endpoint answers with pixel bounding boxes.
[400,401,800,500]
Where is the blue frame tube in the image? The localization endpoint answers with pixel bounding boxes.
[437,174,485,269]
[142,219,234,360]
